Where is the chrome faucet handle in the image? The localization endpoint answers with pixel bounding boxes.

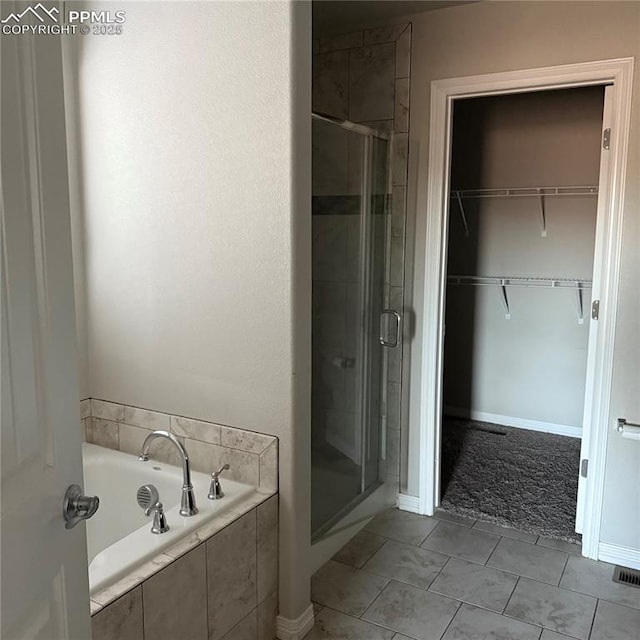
[208,464,230,500]
[213,463,230,477]
[147,502,170,534]
[137,484,170,533]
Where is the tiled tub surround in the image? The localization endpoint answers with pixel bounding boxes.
[84,443,256,596]
[312,24,411,482]
[80,398,277,491]
[91,496,279,640]
[81,399,279,640]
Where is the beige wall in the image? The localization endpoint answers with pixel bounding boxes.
[67,0,312,622]
[444,89,602,429]
[405,1,640,550]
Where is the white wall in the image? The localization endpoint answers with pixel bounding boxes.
[405,1,640,551]
[443,89,602,430]
[67,1,312,622]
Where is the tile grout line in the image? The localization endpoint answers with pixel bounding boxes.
[502,575,521,617]
[425,555,454,595]
[357,562,446,595]
[418,519,442,547]
[254,507,259,619]
[514,563,640,612]
[500,597,571,637]
[547,561,640,610]
[356,576,392,621]
[586,598,601,640]
[474,520,541,546]
[497,568,580,594]
[500,573,521,616]
[140,580,146,639]
[204,540,210,640]
[482,533,503,567]
[435,598,463,640]
[319,603,419,639]
[558,551,571,586]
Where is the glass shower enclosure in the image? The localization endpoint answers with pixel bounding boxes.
[311,113,393,538]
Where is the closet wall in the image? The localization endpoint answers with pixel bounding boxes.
[443,88,604,432]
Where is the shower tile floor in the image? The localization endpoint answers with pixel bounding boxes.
[307,508,640,640]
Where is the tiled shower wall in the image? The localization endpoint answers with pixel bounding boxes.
[312,24,411,481]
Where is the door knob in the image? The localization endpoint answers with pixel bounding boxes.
[63,484,99,530]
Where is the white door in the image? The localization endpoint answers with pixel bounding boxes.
[575,84,614,534]
[1,16,93,640]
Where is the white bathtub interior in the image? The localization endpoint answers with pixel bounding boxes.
[82,443,255,596]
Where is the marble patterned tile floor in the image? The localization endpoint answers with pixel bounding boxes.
[307,508,640,640]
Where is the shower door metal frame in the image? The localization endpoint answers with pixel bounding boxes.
[311,113,391,538]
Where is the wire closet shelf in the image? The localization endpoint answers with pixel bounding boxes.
[447,275,592,289]
[450,185,599,238]
[451,185,599,199]
[446,276,593,324]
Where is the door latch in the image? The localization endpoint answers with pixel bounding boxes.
[581,459,589,478]
[63,484,99,530]
[592,300,600,320]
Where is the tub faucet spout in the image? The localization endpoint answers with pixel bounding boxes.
[138,430,198,516]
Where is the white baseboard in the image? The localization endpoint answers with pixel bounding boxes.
[443,406,582,439]
[397,494,421,514]
[598,542,640,570]
[277,604,315,640]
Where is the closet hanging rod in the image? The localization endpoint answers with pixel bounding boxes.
[450,186,599,199]
[447,275,592,289]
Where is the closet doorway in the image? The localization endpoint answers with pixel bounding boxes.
[417,59,634,559]
[440,87,603,541]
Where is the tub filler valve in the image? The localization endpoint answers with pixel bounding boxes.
[138,430,198,516]
[137,484,169,534]
[208,464,230,500]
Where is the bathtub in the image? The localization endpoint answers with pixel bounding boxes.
[82,442,255,596]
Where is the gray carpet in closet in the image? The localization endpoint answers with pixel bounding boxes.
[440,416,582,541]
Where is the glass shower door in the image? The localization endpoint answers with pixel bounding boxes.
[363,133,389,492]
[311,115,390,537]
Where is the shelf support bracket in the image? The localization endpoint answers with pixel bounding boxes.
[538,190,547,237]
[575,282,585,324]
[498,279,511,319]
[455,191,470,237]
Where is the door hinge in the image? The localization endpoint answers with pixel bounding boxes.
[602,128,611,150]
[592,300,600,320]
[581,459,589,478]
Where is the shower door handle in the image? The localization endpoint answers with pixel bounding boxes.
[379,310,401,348]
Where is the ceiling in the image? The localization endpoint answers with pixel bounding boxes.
[313,0,476,35]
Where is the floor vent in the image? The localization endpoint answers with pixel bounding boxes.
[613,566,640,588]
